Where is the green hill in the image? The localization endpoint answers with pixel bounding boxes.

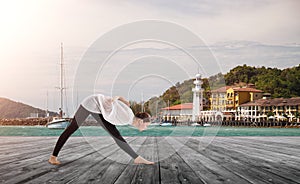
[0,97,57,119]
[225,64,300,98]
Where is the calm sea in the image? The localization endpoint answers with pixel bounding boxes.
[0,126,299,136]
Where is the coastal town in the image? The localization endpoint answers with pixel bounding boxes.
[161,75,300,127]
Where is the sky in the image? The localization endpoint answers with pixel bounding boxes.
[0,0,299,115]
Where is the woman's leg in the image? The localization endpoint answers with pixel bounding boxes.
[91,113,139,159]
[52,105,90,157]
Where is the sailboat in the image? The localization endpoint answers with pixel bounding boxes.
[46,43,70,129]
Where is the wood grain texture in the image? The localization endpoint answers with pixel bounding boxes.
[0,136,299,184]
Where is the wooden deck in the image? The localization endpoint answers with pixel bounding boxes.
[0,136,299,184]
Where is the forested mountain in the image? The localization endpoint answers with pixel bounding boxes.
[0,97,57,119]
[225,64,300,98]
[131,64,300,115]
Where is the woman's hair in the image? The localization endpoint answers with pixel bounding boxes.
[135,112,151,123]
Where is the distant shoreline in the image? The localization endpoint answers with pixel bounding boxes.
[0,118,50,126]
[0,125,299,129]
[0,118,299,128]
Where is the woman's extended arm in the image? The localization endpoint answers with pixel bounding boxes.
[114,96,130,107]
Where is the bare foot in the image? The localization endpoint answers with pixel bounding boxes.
[134,156,154,165]
[48,155,61,165]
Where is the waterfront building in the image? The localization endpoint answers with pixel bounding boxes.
[161,103,193,122]
[237,97,300,122]
[209,85,263,121]
[210,85,263,112]
[210,86,229,111]
[161,102,226,122]
[226,86,263,110]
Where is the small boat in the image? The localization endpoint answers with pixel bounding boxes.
[160,122,172,126]
[149,119,161,126]
[46,117,70,129]
[149,122,161,126]
[191,123,201,126]
[203,123,211,127]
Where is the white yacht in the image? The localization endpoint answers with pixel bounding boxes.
[46,117,70,129]
[46,43,70,129]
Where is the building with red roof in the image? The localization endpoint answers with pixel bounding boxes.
[161,103,193,122]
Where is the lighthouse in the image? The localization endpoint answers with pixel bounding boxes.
[192,74,203,121]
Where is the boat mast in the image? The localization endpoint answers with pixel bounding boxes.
[59,43,64,118]
[46,90,49,117]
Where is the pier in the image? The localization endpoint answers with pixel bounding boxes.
[0,136,299,183]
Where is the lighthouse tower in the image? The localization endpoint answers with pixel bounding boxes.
[192,74,204,121]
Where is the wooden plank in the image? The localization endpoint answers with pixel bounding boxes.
[212,137,300,170]
[0,137,86,167]
[168,137,252,184]
[240,136,300,146]
[1,139,96,182]
[1,137,130,183]
[0,136,299,184]
[0,137,56,152]
[211,137,300,181]
[129,137,159,184]
[0,136,51,145]
[156,137,205,184]
[115,137,160,184]
[0,136,79,157]
[72,137,147,184]
[187,137,300,184]
[225,137,300,156]
[26,137,141,184]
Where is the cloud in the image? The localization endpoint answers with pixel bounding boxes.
[121,0,300,44]
[210,41,300,71]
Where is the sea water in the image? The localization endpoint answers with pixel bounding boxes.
[0,126,299,136]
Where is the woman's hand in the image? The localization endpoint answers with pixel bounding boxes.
[115,96,130,107]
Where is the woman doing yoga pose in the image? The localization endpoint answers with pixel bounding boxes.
[48,94,154,165]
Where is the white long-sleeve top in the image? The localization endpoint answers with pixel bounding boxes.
[81,94,134,125]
